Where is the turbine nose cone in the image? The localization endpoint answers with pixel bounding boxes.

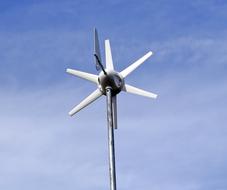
[98,71,124,95]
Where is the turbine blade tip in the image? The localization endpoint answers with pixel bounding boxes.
[148,51,153,55]
[68,112,74,117]
[149,93,158,99]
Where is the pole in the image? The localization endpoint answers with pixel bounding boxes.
[106,86,117,190]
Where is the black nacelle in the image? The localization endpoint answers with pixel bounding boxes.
[98,71,124,95]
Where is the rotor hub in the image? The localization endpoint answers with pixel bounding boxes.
[98,71,124,95]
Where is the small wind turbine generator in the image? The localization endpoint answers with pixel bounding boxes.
[66,28,157,190]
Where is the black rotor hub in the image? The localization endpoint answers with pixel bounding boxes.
[98,71,124,96]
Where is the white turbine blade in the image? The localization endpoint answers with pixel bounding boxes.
[66,68,98,84]
[69,89,102,116]
[112,95,117,129]
[105,39,114,70]
[123,84,157,99]
[120,51,153,78]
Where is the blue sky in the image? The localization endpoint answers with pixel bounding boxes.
[0,0,227,189]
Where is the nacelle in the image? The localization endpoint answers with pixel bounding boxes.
[98,71,124,95]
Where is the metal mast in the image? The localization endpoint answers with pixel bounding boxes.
[106,87,117,190]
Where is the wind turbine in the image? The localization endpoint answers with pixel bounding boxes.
[66,28,157,190]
